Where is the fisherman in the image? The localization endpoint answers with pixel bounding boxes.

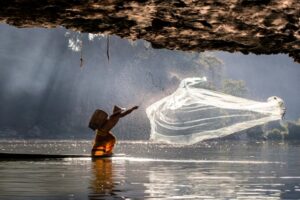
[89,105,138,157]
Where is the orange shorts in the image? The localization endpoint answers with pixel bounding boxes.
[91,130,116,157]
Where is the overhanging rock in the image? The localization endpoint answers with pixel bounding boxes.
[0,0,299,62]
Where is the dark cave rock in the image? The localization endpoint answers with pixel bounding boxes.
[0,0,299,62]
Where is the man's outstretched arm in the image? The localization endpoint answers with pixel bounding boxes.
[120,106,138,117]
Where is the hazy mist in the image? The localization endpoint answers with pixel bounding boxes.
[0,24,299,140]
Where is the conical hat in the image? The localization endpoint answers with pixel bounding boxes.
[113,105,125,114]
[88,109,108,131]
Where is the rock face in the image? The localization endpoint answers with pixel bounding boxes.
[0,0,299,62]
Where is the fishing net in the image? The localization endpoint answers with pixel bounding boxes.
[146,77,285,145]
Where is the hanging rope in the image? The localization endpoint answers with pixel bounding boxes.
[106,35,110,62]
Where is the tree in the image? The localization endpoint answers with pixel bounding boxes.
[222,79,248,97]
[197,53,224,85]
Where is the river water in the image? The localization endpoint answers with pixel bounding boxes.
[0,140,300,200]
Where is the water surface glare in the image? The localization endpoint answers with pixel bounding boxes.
[0,140,299,199]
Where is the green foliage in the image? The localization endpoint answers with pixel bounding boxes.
[222,79,248,97]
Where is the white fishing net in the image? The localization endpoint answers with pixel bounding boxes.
[146,77,285,145]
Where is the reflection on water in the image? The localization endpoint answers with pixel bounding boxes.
[89,159,114,198]
[0,140,300,199]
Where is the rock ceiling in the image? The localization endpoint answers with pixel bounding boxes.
[0,0,299,62]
